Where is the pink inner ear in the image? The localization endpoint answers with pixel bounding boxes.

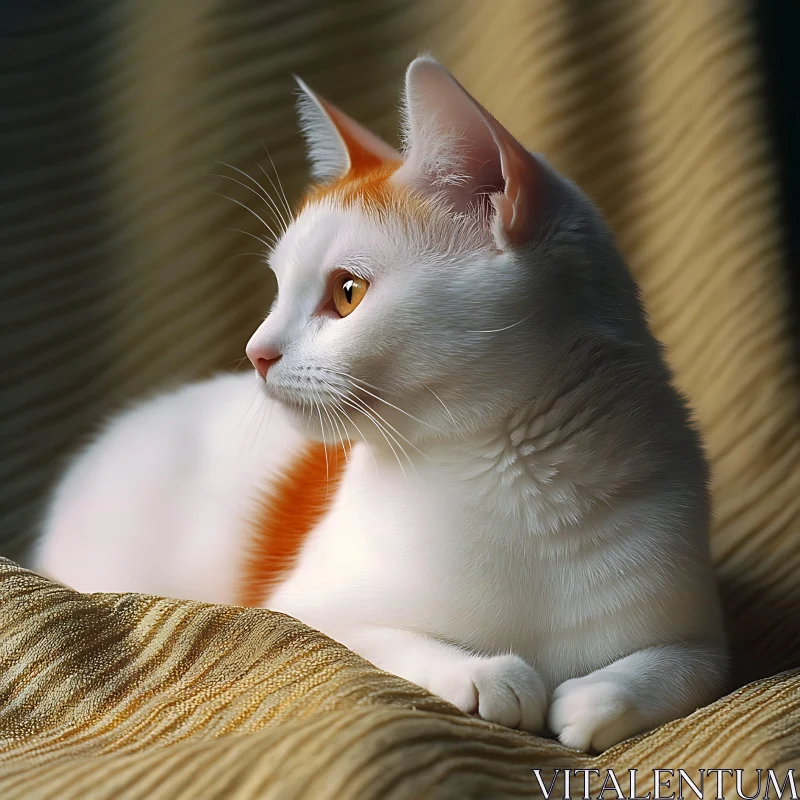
[314,94,402,177]
[479,111,540,247]
[396,56,543,248]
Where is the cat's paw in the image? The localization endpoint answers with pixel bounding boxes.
[426,653,547,732]
[547,673,644,752]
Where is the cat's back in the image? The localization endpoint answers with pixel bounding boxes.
[35,372,308,603]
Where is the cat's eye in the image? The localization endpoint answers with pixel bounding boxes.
[332,272,369,318]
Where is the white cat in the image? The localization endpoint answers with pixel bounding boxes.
[36,57,727,753]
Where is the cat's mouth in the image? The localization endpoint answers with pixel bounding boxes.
[266,382,374,417]
[263,384,370,444]
[264,384,312,412]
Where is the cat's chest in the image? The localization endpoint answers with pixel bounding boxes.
[269,438,625,650]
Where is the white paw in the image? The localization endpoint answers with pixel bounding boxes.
[547,673,644,752]
[426,654,547,732]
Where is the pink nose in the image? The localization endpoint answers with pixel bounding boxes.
[246,342,282,381]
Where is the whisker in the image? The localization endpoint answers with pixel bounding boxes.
[254,159,291,232]
[234,385,262,442]
[319,368,386,395]
[213,192,280,243]
[318,388,344,454]
[213,170,277,221]
[317,377,379,476]
[262,143,294,221]
[339,388,426,458]
[326,403,351,469]
[340,394,416,478]
[350,397,419,464]
[312,382,348,451]
[242,392,266,445]
[423,383,458,427]
[334,401,379,475]
[248,391,273,459]
[223,252,270,264]
[213,175,285,244]
[223,227,275,251]
[322,368,431,428]
[217,160,288,233]
[467,309,534,334]
[241,392,269,460]
[342,396,406,480]
[310,389,330,495]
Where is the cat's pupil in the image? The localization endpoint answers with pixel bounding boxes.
[344,280,354,304]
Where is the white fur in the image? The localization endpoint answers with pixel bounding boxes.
[36,57,727,752]
[295,77,352,181]
[37,374,308,603]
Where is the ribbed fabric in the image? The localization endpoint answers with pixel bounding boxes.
[0,560,797,799]
[1,1,798,795]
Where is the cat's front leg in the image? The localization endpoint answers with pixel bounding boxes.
[548,642,728,752]
[341,625,548,732]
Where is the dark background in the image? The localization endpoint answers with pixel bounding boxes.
[756,0,800,361]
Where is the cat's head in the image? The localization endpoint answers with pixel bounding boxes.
[246,57,643,450]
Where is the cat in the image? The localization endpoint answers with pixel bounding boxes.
[35,56,728,753]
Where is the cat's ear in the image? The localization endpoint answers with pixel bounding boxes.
[295,77,402,182]
[394,56,545,249]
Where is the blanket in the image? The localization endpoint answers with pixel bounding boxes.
[0,561,798,798]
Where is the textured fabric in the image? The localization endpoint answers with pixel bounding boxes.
[0,560,798,799]
[1,0,798,796]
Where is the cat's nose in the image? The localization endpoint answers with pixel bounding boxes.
[246,342,282,381]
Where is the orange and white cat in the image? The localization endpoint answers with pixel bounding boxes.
[36,57,727,753]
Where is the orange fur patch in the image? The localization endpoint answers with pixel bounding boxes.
[238,442,349,607]
[303,162,403,210]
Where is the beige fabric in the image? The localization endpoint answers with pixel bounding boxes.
[0,560,798,799]
[1,0,798,795]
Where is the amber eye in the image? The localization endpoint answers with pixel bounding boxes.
[332,272,369,318]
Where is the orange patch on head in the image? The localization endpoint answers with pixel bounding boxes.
[303,162,403,211]
[238,442,349,607]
